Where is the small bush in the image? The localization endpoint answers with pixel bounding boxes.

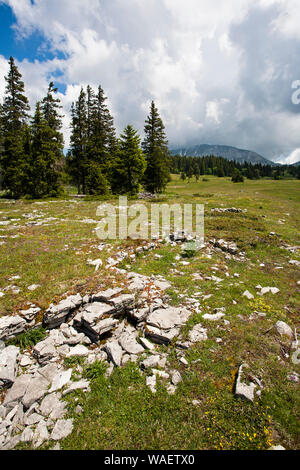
[7,327,47,351]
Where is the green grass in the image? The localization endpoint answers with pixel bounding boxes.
[1,175,300,450]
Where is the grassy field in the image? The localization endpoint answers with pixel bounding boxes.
[1,175,299,450]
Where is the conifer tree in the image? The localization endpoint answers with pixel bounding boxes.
[36,82,64,196]
[69,87,88,193]
[110,125,146,195]
[142,101,170,193]
[0,56,30,197]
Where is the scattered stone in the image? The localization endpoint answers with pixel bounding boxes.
[62,380,90,396]
[27,284,41,291]
[203,312,225,321]
[171,371,182,386]
[146,375,156,393]
[274,321,293,340]
[139,337,155,350]
[188,324,208,343]
[22,375,49,409]
[235,364,256,402]
[243,290,254,300]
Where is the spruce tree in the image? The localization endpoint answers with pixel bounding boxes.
[0,56,30,197]
[69,87,88,193]
[142,101,170,193]
[110,125,146,195]
[39,82,64,195]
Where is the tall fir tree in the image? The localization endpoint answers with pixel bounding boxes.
[38,82,64,195]
[110,125,146,195]
[0,56,30,197]
[69,87,88,193]
[89,85,117,173]
[142,101,170,193]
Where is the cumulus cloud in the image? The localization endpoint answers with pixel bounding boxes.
[1,0,300,162]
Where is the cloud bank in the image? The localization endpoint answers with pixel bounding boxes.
[1,0,300,163]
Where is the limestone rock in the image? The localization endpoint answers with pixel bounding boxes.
[0,345,19,387]
[22,375,50,409]
[3,374,32,409]
[0,315,26,341]
[44,294,82,328]
[104,341,123,367]
[235,364,256,402]
[275,321,293,339]
[118,331,144,355]
[49,368,72,393]
[51,418,73,441]
[188,324,208,343]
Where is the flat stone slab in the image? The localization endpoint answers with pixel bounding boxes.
[22,375,50,409]
[51,419,73,441]
[0,316,27,341]
[3,374,32,408]
[44,294,82,328]
[118,332,144,355]
[107,294,135,315]
[146,307,191,331]
[92,288,123,302]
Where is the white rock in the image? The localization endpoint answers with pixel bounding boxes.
[0,315,27,341]
[51,419,73,441]
[235,364,256,402]
[171,371,182,386]
[188,324,208,342]
[243,290,254,300]
[66,345,89,357]
[275,321,293,339]
[49,369,72,393]
[105,341,123,367]
[0,345,20,387]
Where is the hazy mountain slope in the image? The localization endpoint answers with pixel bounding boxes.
[170,144,276,165]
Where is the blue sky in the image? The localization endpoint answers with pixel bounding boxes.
[1,0,300,164]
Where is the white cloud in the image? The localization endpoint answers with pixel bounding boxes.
[1,0,300,162]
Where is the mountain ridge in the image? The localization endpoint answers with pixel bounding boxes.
[170,144,277,166]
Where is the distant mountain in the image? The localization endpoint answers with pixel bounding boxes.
[170,144,277,166]
[291,161,300,166]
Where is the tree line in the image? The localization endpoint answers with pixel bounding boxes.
[0,56,170,198]
[171,154,300,181]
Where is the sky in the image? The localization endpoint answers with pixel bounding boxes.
[1,0,300,164]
